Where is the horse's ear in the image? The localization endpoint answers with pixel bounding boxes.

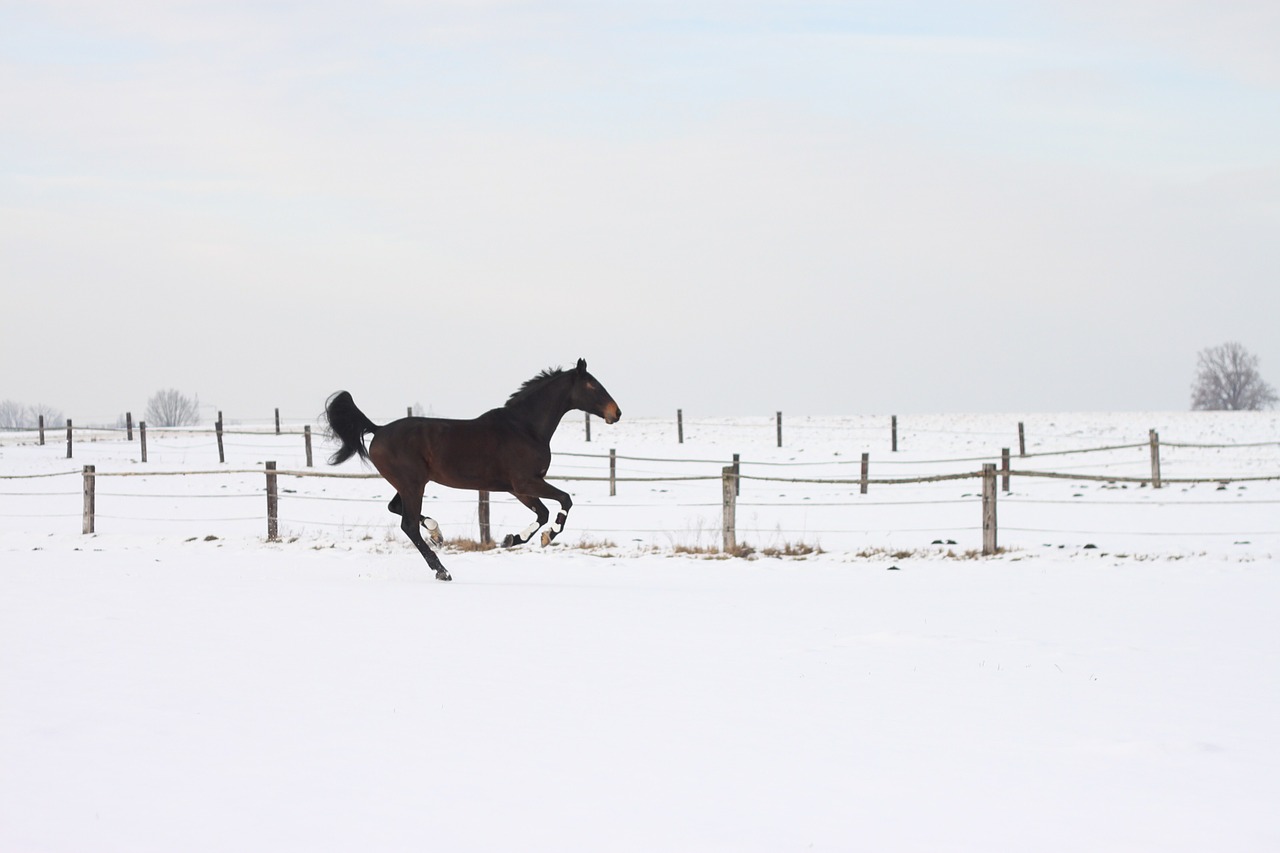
[576,358,587,374]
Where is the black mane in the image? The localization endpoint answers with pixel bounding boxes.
[506,366,567,407]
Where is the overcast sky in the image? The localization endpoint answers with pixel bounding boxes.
[3,1,1278,423]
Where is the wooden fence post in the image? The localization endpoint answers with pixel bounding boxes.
[609,449,616,497]
[66,419,73,459]
[38,414,45,445]
[1017,422,1026,457]
[585,412,591,442]
[982,463,998,555]
[126,412,133,442]
[139,421,147,463]
[216,412,225,463]
[677,409,684,444]
[1001,447,1011,492]
[82,465,95,534]
[891,415,898,452]
[304,425,314,467]
[275,408,281,435]
[265,461,279,541]
[776,412,783,448]
[721,466,737,554]
[732,453,741,497]
[478,490,492,545]
[1149,429,1162,489]
[860,452,870,495]
[407,406,413,418]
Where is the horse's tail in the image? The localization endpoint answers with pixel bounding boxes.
[324,391,380,465]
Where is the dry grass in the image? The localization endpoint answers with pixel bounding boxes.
[444,536,499,552]
[760,541,823,559]
[312,529,1009,562]
[442,536,620,554]
[668,542,754,559]
[671,542,719,556]
[669,541,830,560]
[852,546,1006,560]
[573,536,619,552]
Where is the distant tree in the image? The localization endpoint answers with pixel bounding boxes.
[28,403,64,427]
[0,400,63,429]
[145,389,202,426]
[0,400,23,429]
[1190,342,1278,411]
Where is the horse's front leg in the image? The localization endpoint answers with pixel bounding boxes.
[526,482,573,547]
[504,494,549,548]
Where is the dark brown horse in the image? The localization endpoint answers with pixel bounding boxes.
[323,359,620,581]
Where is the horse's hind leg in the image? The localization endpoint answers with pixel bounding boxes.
[393,489,451,581]
[388,494,443,546]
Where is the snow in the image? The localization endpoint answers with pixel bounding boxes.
[2,412,1279,851]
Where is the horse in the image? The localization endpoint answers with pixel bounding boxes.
[323,359,621,581]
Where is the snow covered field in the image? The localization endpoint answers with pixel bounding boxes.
[3,412,1279,851]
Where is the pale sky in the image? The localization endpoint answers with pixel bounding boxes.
[3,1,1278,423]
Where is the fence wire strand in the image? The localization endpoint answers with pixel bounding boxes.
[6,420,1280,548]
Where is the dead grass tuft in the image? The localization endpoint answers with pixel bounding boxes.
[852,546,1007,561]
[445,537,499,552]
[760,541,823,559]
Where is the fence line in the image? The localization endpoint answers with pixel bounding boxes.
[1006,470,1280,485]
[8,449,1279,492]
[739,472,982,486]
[30,457,1273,555]
[7,414,1279,471]
[1162,440,1280,449]
[1002,527,1280,538]
[5,417,1279,554]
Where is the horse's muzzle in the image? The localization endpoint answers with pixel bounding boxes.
[602,402,621,424]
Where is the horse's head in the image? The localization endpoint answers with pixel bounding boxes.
[571,358,621,424]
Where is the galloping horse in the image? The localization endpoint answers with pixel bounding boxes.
[323,359,621,581]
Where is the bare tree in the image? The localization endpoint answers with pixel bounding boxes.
[145,389,202,426]
[0,400,63,429]
[28,403,64,427]
[0,400,24,429]
[1191,342,1278,411]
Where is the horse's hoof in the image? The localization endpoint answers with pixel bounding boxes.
[435,569,452,582]
[540,531,553,547]
[502,534,519,548]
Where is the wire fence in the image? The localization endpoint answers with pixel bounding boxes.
[3,416,1279,555]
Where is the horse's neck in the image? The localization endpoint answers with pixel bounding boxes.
[509,385,573,443]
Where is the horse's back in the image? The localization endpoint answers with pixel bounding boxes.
[368,410,546,491]
[369,414,490,458]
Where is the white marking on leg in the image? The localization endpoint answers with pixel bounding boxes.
[518,519,541,543]
[542,511,567,547]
